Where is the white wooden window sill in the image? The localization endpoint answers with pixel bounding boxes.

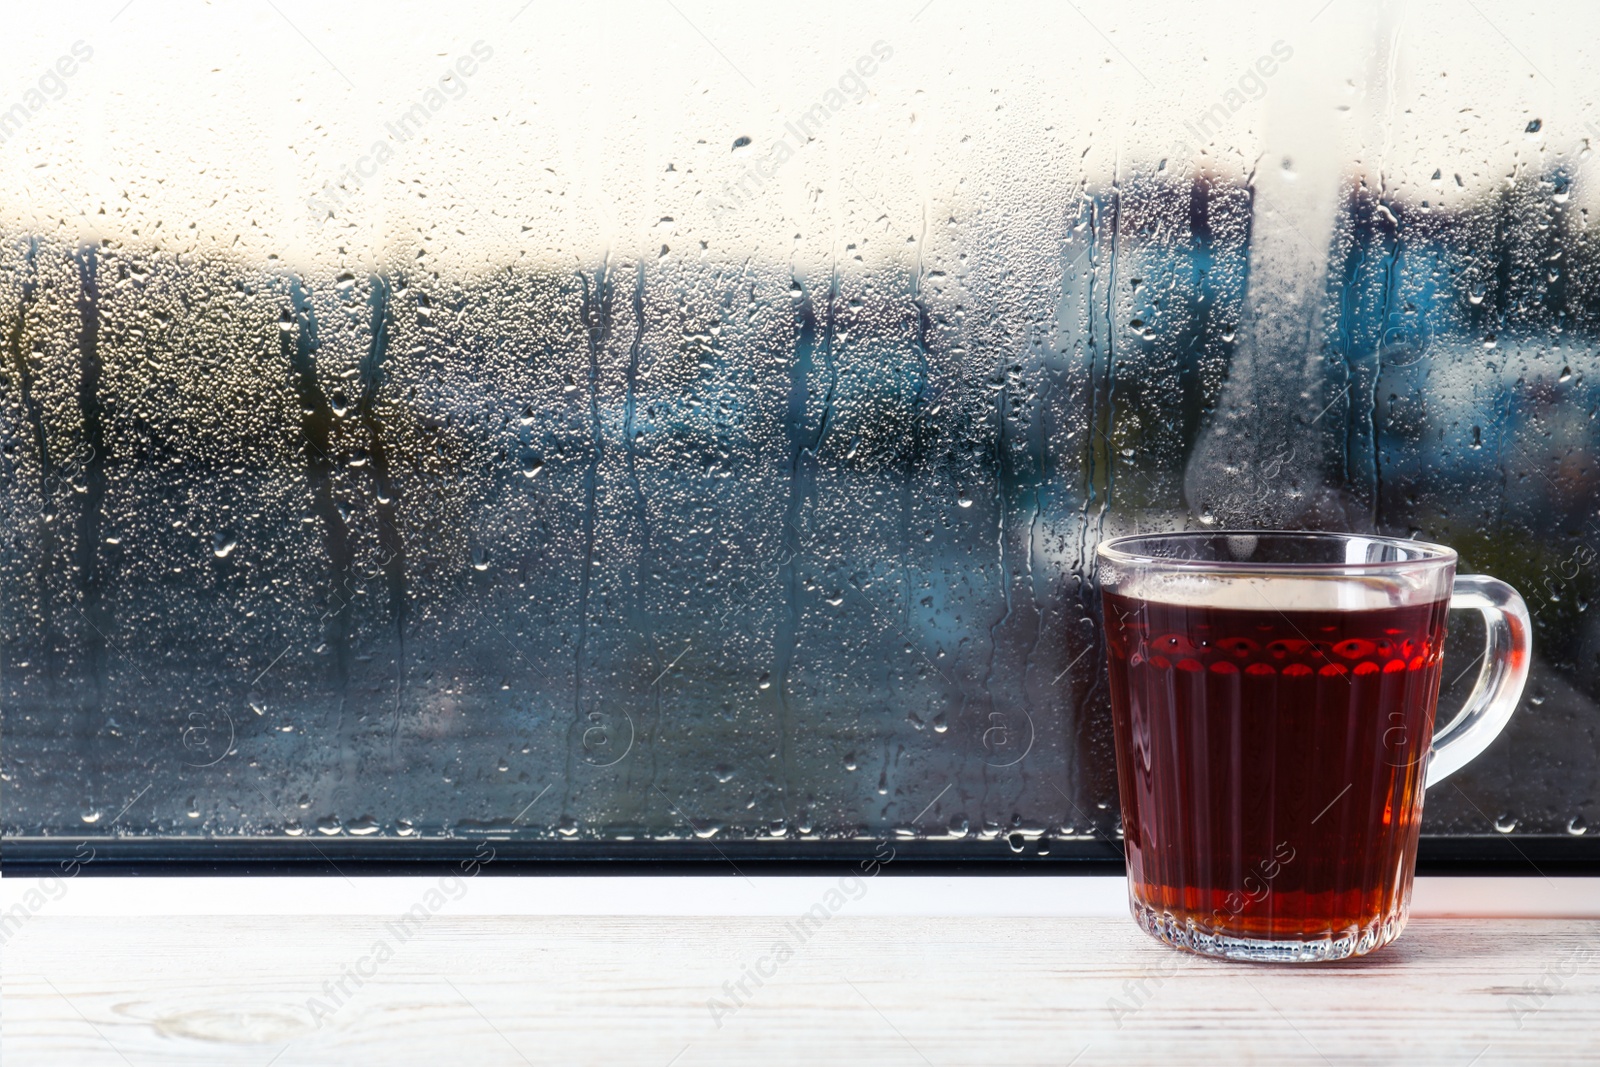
[5,877,1598,1064]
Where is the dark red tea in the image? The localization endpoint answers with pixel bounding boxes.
[1103,590,1450,949]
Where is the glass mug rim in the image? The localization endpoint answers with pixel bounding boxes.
[1097,529,1457,574]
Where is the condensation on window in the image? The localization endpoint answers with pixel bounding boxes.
[2,3,1595,851]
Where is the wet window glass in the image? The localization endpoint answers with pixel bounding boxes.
[3,4,1595,863]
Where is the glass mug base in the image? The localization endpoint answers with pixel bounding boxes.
[1130,897,1410,963]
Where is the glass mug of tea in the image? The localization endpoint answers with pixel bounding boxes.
[1096,531,1530,962]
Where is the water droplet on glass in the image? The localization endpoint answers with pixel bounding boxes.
[80,809,103,824]
[1568,816,1588,836]
[1493,814,1517,834]
[519,452,545,478]
[471,545,490,571]
[957,492,973,508]
[213,531,237,558]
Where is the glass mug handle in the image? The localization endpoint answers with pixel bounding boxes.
[1425,574,1533,787]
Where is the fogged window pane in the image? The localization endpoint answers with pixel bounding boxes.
[3,2,1596,854]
